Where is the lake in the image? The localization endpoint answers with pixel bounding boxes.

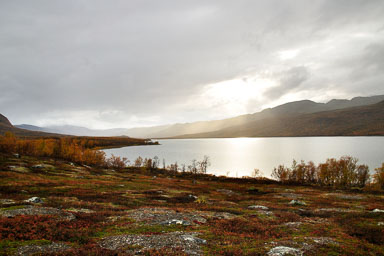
[103,137,384,178]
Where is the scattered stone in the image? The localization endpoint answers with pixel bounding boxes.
[67,208,95,214]
[289,200,306,206]
[248,205,269,210]
[0,206,75,220]
[283,222,303,227]
[372,209,384,213]
[267,246,302,256]
[0,199,16,205]
[315,208,357,213]
[160,219,191,226]
[100,232,205,255]
[25,197,43,204]
[378,222,384,226]
[15,242,72,256]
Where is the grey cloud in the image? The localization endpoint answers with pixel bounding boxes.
[264,67,310,100]
[0,0,384,127]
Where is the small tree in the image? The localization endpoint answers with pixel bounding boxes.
[134,156,143,167]
[272,165,289,183]
[251,168,262,178]
[107,154,128,170]
[188,159,198,174]
[198,155,210,174]
[374,163,384,190]
[152,156,160,169]
[355,164,370,188]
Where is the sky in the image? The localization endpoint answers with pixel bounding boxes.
[1,0,384,129]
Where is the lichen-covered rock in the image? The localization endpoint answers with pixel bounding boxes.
[15,242,72,256]
[100,232,206,255]
[25,197,43,204]
[0,206,75,220]
[0,199,16,205]
[126,208,207,225]
[248,205,269,210]
[267,246,302,256]
[160,219,191,226]
[289,200,306,206]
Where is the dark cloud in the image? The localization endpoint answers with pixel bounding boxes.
[0,0,383,128]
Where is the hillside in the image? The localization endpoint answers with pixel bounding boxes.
[0,154,383,255]
[0,114,62,138]
[16,95,384,138]
[173,101,384,138]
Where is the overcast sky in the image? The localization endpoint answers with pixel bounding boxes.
[1,0,384,129]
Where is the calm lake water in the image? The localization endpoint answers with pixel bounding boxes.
[103,137,384,178]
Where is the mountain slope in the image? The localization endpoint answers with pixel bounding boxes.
[147,95,384,138]
[1,115,62,137]
[14,94,384,138]
[173,101,384,138]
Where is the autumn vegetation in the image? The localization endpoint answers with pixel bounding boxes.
[0,132,155,169]
[272,156,384,191]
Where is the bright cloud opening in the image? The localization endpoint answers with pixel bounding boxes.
[277,49,300,60]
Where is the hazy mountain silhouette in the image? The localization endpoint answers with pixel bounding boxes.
[173,100,384,138]
[15,94,384,138]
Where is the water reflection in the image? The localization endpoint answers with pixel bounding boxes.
[103,137,384,178]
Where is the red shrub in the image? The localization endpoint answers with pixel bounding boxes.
[0,215,101,243]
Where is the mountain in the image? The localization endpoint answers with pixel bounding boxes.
[0,115,62,138]
[144,95,384,138]
[0,114,12,128]
[173,101,384,138]
[14,124,172,138]
[15,94,384,138]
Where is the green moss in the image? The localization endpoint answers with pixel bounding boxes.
[0,240,51,255]
[0,205,26,211]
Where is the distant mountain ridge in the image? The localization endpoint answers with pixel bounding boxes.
[172,100,384,138]
[0,115,62,137]
[14,94,384,138]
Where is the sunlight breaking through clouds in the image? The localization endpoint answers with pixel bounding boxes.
[201,76,276,116]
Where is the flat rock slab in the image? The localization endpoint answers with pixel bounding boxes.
[125,208,237,226]
[0,206,75,220]
[100,232,206,256]
[126,208,207,226]
[0,199,16,205]
[15,242,72,256]
[314,208,359,213]
[268,237,336,256]
[325,193,365,200]
[278,193,302,199]
[267,246,302,256]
